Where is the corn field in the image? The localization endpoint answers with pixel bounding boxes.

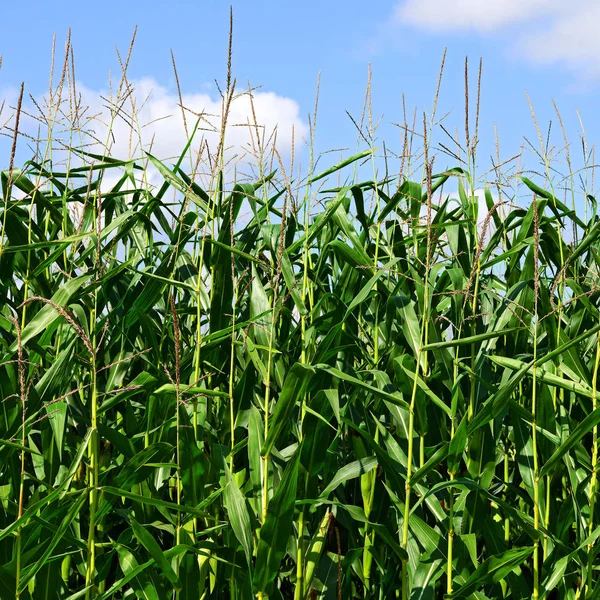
[2,36,600,600]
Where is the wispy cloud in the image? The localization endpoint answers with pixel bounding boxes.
[392,0,600,76]
[393,0,563,32]
[519,3,600,72]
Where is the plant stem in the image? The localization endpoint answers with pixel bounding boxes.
[85,332,98,599]
[586,328,600,594]
[532,197,540,600]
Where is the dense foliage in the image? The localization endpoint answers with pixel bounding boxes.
[2,43,600,600]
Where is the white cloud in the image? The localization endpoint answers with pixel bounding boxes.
[518,4,600,71]
[393,0,600,75]
[2,77,308,192]
[0,78,308,232]
[76,77,308,170]
[394,0,563,33]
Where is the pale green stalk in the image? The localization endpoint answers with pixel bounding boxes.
[532,104,569,569]
[169,292,183,598]
[229,205,238,473]
[260,235,275,526]
[402,354,422,600]
[258,297,278,597]
[586,329,600,594]
[447,354,459,596]
[13,316,26,599]
[229,307,237,473]
[258,154,290,600]
[295,78,319,600]
[87,49,143,582]
[501,436,511,597]
[83,47,131,594]
[85,314,98,598]
[532,197,540,600]
[532,335,540,599]
[402,132,433,600]
[362,69,382,595]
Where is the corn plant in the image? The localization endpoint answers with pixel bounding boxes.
[2,33,600,600]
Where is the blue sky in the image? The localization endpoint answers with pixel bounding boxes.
[1,0,599,198]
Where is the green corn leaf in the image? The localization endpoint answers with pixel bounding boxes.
[224,465,253,567]
[130,516,181,591]
[261,363,314,457]
[254,450,301,596]
[445,546,534,599]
